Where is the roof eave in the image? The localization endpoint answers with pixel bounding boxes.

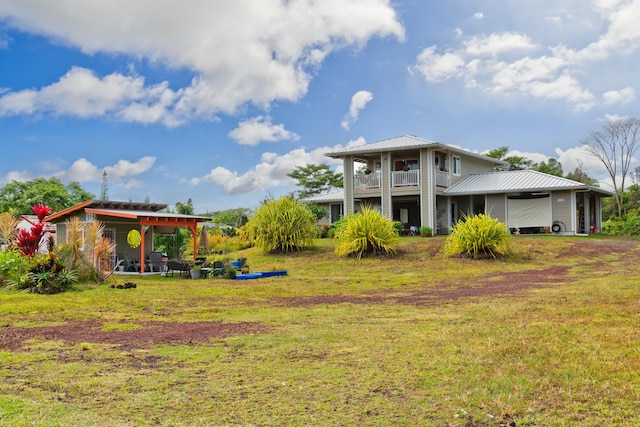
[45,200,93,223]
[85,208,139,219]
[445,185,614,197]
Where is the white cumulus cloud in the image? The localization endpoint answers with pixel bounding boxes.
[2,156,157,191]
[464,32,537,57]
[603,87,635,105]
[555,145,607,176]
[192,143,350,195]
[229,116,299,146]
[0,0,404,125]
[341,90,374,130]
[411,0,640,110]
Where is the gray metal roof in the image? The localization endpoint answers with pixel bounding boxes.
[302,189,344,203]
[326,135,438,156]
[325,134,507,165]
[444,170,613,196]
[84,208,210,221]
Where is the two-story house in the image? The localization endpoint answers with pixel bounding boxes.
[316,135,611,235]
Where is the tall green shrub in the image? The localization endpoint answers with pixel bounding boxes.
[334,207,400,259]
[247,196,317,253]
[602,209,640,235]
[443,213,511,259]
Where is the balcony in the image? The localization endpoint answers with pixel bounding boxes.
[353,169,449,190]
[392,169,419,187]
[354,172,381,189]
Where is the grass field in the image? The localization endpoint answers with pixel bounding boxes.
[1,235,639,426]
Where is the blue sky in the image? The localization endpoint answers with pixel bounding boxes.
[1,0,639,213]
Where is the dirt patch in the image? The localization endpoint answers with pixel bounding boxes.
[276,265,570,307]
[561,240,638,258]
[0,320,268,352]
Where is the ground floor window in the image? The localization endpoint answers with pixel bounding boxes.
[330,203,343,223]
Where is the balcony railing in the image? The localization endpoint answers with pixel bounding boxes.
[392,169,419,187]
[354,172,381,189]
[353,169,449,190]
[436,170,449,187]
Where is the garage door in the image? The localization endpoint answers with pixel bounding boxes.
[507,196,551,229]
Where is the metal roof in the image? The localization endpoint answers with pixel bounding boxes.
[45,199,207,223]
[326,135,438,156]
[85,208,209,221]
[302,189,344,203]
[325,134,507,165]
[444,170,613,196]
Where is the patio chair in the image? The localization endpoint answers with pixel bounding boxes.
[122,252,140,272]
[147,251,164,272]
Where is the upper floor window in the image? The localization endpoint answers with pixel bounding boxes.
[452,156,461,175]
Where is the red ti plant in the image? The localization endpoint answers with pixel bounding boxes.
[16,203,53,257]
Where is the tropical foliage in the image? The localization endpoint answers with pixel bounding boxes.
[333,207,399,259]
[602,208,640,235]
[443,213,511,259]
[1,204,117,293]
[2,204,78,293]
[247,196,317,254]
[182,226,251,257]
[0,212,19,247]
[15,203,52,257]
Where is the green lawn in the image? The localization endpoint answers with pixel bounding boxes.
[1,236,639,426]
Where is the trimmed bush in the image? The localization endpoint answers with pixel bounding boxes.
[443,213,511,259]
[334,207,400,259]
[247,196,317,253]
[419,226,432,236]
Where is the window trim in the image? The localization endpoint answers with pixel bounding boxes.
[452,156,461,176]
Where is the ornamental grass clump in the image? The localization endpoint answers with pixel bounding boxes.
[334,207,400,259]
[443,213,511,259]
[247,196,317,254]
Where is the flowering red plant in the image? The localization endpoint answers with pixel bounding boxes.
[15,204,52,257]
[33,203,52,221]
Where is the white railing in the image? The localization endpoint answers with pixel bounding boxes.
[353,169,449,190]
[392,170,419,187]
[436,170,449,187]
[354,172,381,189]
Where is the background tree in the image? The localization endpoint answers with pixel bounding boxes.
[175,199,194,215]
[287,164,343,199]
[209,208,252,228]
[100,170,109,200]
[485,146,534,171]
[565,164,599,186]
[0,178,94,214]
[532,158,563,176]
[583,117,640,218]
